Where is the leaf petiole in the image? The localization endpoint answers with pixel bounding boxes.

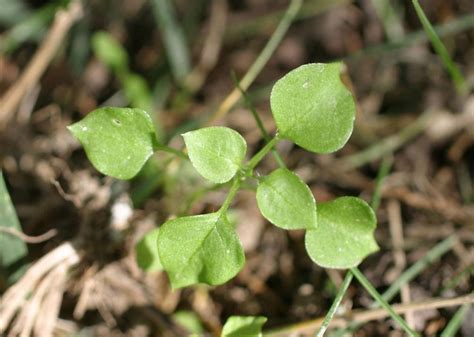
[154,143,188,160]
[219,178,242,215]
[246,136,280,171]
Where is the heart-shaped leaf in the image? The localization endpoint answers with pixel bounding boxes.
[135,228,162,272]
[222,316,267,337]
[68,107,158,180]
[270,63,356,153]
[183,127,247,183]
[256,168,317,230]
[157,213,245,288]
[305,197,378,269]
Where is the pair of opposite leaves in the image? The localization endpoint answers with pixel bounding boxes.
[69,63,378,289]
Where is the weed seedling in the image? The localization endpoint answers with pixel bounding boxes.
[69,62,418,336]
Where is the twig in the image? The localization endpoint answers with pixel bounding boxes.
[0,0,83,129]
[387,199,414,327]
[0,242,79,331]
[0,227,57,244]
[266,293,474,336]
[185,0,227,93]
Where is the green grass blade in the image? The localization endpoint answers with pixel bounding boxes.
[370,156,393,211]
[0,172,28,286]
[382,236,456,302]
[0,2,61,54]
[411,0,465,91]
[372,0,404,41]
[332,236,456,336]
[315,272,353,337]
[350,267,419,336]
[0,0,30,26]
[440,304,470,337]
[152,0,191,83]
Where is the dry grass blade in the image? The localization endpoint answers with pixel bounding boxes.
[266,294,474,336]
[0,0,83,129]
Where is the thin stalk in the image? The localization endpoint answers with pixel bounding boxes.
[440,304,470,337]
[346,13,474,62]
[231,72,286,169]
[340,112,431,170]
[333,235,456,336]
[350,267,419,337]
[208,0,302,124]
[382,235,456,302]
[411,0,465,92]
[315,272,353,337]
[219,178,241,214]
[155,144,188,160]
[246,136,280,170]
[370,155,393,211]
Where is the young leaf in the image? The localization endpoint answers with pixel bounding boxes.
[182,127,247,184]
[68,107,158,180]
[157,213,245,288]
[221,316,267,337]
[256,168,317,230]
[136,228,162,272]
[305,197,378,269]
[92,31,129,74]
[0,172,28,284]
[270,63,356,153]
[173,311,205,335]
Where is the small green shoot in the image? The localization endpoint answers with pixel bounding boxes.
[0,172,28,286]
[92,31,128,75]
[135,228,162,272]
[411,0,465,92]
[68,61,412,332]
[221,316,267,337]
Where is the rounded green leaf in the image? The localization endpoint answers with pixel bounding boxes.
[256,168,317,230]
[222,316,267,337]
[182,127,247,183]
[68,107,158,180]
[305,197,378,269]
[270,63,356,153]
[157,213,245,288]
[135,228,162,272]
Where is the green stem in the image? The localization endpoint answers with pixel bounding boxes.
[411,0,465,92]
[350,267,419,337]
[155,144,188,160]
[246,136,280,170]
[382,235,456,302]
[440,304,470,337]
[231,72,286,169]
[315,272,353,337]
[333,235,456,337]
[208,0,302,124]
[219,178,241,214]
[370,156,393,211]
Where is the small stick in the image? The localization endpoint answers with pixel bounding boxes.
[0,0,83,129]
[0,227,57,244]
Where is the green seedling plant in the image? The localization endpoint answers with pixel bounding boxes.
[69,63,417,335]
